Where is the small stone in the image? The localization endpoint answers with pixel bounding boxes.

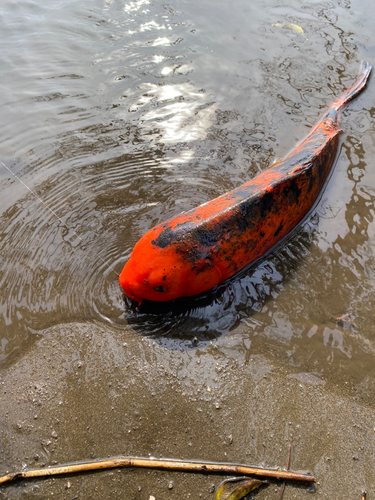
[51,430,58,439]
[168,481,173,489]
[65,482,71,489]
[209,484,215,493]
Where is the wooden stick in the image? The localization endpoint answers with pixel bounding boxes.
[361,492,367,500]
[279,443,292,500]
[0,456,314,486]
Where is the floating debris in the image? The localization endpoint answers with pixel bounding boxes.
[273,23,308,40]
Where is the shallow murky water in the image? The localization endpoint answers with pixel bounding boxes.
[1,0,375,393]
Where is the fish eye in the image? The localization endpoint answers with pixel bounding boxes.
[153,285,167,293]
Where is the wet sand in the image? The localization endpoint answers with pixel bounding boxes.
[1,322,373,499]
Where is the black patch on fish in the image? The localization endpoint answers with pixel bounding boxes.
[259,191,275,219]
[283,179,302,205]
[237,200,257,231]
[152,191,276,263]
[195,260,214,275]
[236,191,274,233]
[304,165,315,192]
[191,226,218,247]
[273,223,283,237]
[152,226,180,248]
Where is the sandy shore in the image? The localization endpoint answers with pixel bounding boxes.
[0,322,373,499]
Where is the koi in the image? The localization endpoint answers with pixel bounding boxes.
[120,62,371,305]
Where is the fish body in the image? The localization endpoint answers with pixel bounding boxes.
[120,62,371,305]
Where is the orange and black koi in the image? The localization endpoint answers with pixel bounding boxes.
[120,62,371,305]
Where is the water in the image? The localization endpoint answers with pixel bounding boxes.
[1,0,375,393]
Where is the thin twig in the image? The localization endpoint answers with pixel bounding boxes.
[279,443,292,500]
[0,455,314,486]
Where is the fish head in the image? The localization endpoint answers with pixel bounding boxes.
[119,235,224,305]
[119,232,190,305]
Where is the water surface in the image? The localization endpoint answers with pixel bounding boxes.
[1,0,375,396]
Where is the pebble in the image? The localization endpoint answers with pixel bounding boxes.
[168,481,174,489]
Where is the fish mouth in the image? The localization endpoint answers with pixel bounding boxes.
[119,275,143,306]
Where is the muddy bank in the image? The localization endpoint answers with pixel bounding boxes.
[0,322,373,499]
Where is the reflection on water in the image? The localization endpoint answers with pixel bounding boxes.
[138,82,216,143]
[0,0,375,393]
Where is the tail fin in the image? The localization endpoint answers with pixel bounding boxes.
[332,61,372,111]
